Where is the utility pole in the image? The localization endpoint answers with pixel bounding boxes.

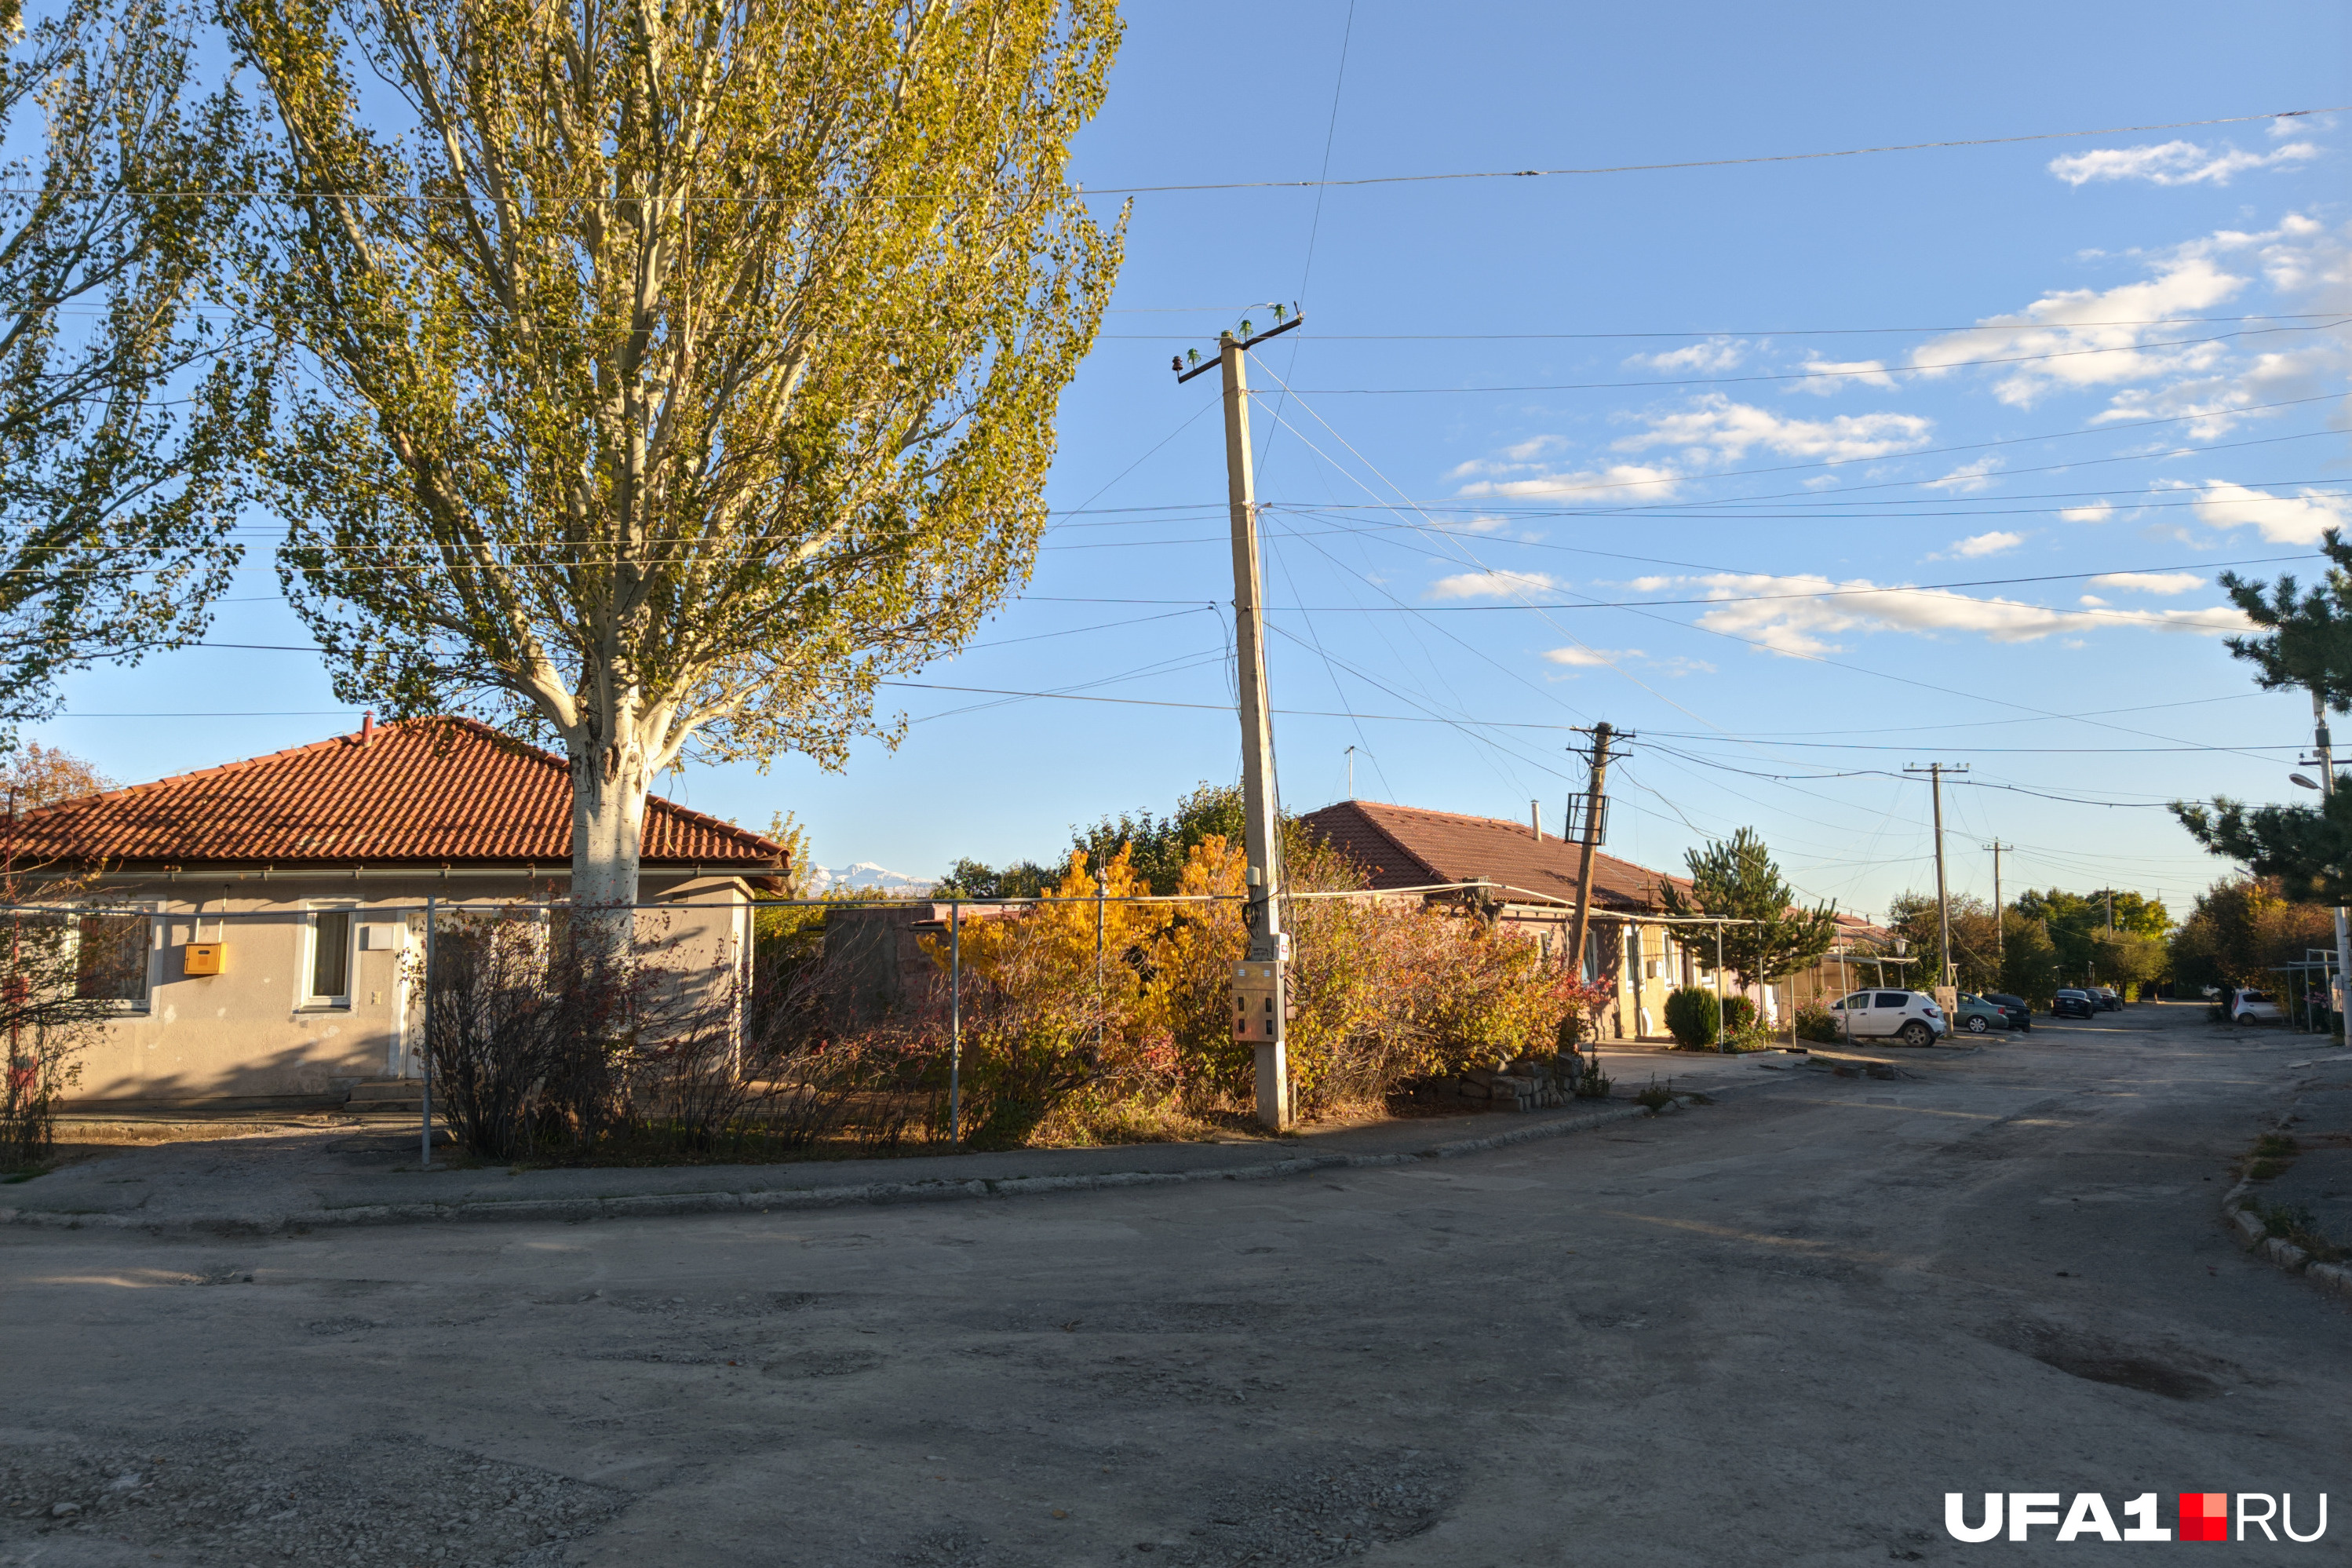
[1905,763,1968,1001]
[1183,316,1303,1127]
[1982,841,2012,965]
[1344,745,1357,800]
[2310,689,2352,1039]
[1566,724,1630,1002]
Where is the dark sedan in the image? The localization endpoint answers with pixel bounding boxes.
[2051,989,2098,1019]
[1982,992,2033,1032]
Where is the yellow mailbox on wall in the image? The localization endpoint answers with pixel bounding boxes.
[183,943,225,976]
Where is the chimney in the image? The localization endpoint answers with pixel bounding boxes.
[359,711,374,747]
[1530,799,1541,840]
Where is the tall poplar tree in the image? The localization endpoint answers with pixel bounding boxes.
[0,0,258,735]
[228,0,1123,916]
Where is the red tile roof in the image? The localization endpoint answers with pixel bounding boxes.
[6,717,786,870]
[1299,799,1686,912]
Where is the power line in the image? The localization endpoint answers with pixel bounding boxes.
[1260,319,2350,394]
[1079,106,2347,193]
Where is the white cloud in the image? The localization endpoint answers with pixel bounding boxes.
[1634,572,2247,656]
[2090,571,2206,595]
[1632,337,1745,373]
[1923,457,2003,494]
[1941,530,2025,558]
[1541,646,1639,668]
[2048,140,2319,188]
[1427,569,1559,600]
[1784,356,1897,395]
[2160,480,2352,543]
[1541,646,1714,678]
[1613,394,1933,463]
[1453,462,1682,503]
[2058,501,2115,523]
[2078,595,2108,607]
[1904,214,2350,428]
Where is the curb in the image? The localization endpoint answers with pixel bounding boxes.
[2221,1172,2352,1304]
[1,1083,1781,1238]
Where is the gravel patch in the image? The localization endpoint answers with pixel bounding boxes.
[0,1430,626,1566]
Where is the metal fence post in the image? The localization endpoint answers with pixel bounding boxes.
[1715,924,1727,1052]
[421,894,437,1170]
[1094,879,1105,1055]
[948,899,962,1148]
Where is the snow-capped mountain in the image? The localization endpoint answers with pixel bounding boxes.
[807,861,932,895]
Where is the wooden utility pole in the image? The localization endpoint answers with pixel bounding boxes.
[1566,723,1627,996]
[1982,840,2011,964]
[1905,763,1967,998]
[1183,317,1303,1129]
[2310,689,2352,1030]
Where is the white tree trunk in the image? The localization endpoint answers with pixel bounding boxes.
[570,722,651,950]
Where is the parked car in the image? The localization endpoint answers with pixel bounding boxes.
[2051,989,2098,1019]
[1951,993,2014,1034]
[2096,986,2123,1011]
[2230,988,2284,1026]
[1982,992,2033,1032]
[1829,990,1948,1047]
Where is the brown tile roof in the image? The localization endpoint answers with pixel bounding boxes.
[1298,799,1685,912]
[6,717,787,870]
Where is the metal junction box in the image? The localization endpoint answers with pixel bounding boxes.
[183,943,225,976]
[1232,961,1285,1045]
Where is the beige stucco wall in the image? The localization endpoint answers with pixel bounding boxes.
[64,873,753,1103]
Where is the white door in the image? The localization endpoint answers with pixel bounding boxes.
[387,919,419,1078]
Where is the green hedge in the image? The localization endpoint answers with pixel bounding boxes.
[1663,986,1719,1048]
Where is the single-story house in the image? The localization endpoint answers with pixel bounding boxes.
[1297,798,1792,1039]
[10,716,788,1104]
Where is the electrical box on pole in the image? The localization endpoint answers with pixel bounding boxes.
[1180,313,1303,1128]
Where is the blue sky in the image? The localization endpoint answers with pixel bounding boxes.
[33,0,2352,924]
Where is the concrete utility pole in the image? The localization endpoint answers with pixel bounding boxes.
[2311,689,2352,1036]
[1344,745,1357,800]
[1982,841,2011,964]
[1905,763,1968,999]
[1186,318,1304,1128]
[1566,723,1628,994]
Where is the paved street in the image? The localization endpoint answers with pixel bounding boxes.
[3,1001,2344,1566]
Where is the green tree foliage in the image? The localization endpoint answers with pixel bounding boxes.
[2174,534,2352,891]
[935,858,1056,901]
[946,782,1322,901]
[1887,892,2003,994]
[1658,827,1838,990]
[2013,888,2171,986]
[0,0,261,736]
[1997,911,2058,1007]
[2169,877,2335,994]
[1662,986,1719,1049]
[227,0,1125,910]
[1073,782,1249,895]
[2174,792,2352,906]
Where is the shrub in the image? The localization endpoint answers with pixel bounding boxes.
[1662,986,1719,1048]
[1721,994,1756,1034]
[1794,1004,1842,1044]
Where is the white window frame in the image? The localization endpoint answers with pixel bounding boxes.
[64,900,159,1014]
[301,902,360,1011]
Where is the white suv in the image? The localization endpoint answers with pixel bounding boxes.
[1831,990,1948,1047]
[2230,988,2283,1026]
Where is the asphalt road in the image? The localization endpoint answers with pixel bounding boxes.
[2,1001,2343,1566]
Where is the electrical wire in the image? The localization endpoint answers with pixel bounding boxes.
[1078,106,2348,193]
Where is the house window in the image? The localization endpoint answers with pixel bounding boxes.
[308,909,354,1006]
[73,913,150,1005]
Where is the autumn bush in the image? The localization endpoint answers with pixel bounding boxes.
[920,831,1590,1136]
